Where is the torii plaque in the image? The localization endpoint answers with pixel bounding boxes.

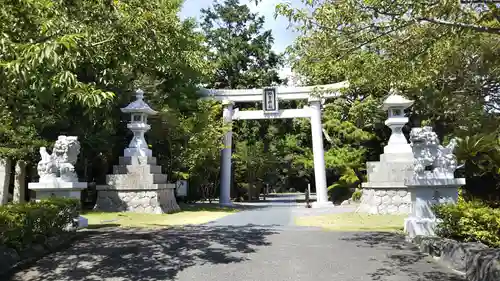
[263,87,278,112]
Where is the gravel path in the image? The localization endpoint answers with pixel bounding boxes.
[7,194,465,281]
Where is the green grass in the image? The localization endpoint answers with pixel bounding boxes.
[295,212,406,232]
[81,203,238,228]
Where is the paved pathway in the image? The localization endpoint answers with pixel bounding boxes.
[8,194,465,281]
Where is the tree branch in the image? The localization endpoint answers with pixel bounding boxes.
[416,16,500,35]
[334,22,413,61]
[365,4,500,35]
[91,37,115,47]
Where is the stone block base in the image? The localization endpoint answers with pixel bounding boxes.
[28,182,87,201]
[404,217,437,239]
[311,201,335,208]
[94,187,180,214]
[357,187,411,214]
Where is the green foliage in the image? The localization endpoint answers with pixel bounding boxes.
[351,189,362,202]
[201,0,283,88]
[277,0,500,134]
[322,96,377,200]
[453,135,500,205]
[0,198,80,251]
[276,0,500,202]
[200,0,290,195]
[433,201,500,248]
[0,0,210,192]
[233,140,271,199]
[328,169,359,203]
[455,134,500,176]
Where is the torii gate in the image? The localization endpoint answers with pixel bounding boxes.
[199,81,349,207]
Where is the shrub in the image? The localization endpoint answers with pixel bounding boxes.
[328,183,351,204]
[351,189,362,202]
[0,198,80,251]
[432,200,500,248]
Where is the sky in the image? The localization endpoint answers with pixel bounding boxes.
[179,0,306,54]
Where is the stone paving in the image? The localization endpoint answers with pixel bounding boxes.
[7,194,465,281]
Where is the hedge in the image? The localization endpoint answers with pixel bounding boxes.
[0,198,80,251]
[433,200,500,248]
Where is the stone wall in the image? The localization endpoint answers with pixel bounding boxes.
[95,186,180,214]
[413,236,500,281]
[357,186,411,215]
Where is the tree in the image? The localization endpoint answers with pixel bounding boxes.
[201,0,283,89]
[201,0,291,199]
[173,100,227,202]
[0,0,211,195]
[277,0,500,129]
[276,0,500,202]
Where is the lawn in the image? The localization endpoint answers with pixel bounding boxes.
[295,212,406,232]
[82,203,238,228]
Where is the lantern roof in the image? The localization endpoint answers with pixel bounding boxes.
[381,88,414,110]
[121,89,158,115]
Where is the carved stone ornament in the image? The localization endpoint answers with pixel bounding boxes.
[36,136,81,183]
[409,126,460,179]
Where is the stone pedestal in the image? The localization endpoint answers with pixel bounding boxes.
[94,156,180,214]
[358,154,414,214]
[28,181,88,228]
[404,177,464,239]
[311,201,336,208]
[28,181,87,200]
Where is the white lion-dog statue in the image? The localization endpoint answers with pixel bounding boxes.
[409,126,460,179]
[37,136,81,183]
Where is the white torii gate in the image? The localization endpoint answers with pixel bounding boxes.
[199,81,349,207]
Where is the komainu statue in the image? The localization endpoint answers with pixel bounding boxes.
[37,136,81,183]
[409,126,460,179]
[37,147,58,183]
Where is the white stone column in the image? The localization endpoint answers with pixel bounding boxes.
[309,99,332,207]
[0,158,11,205]
[220,100,234,206]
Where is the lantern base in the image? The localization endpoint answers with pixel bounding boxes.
[124,147,152,157]
[94,155,180,214]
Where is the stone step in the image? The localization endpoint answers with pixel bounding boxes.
[379,152,414,163]
[106,173,168,188]
[366,161,414,183]
[113,164,162,175]
[118,156,157,165]
[96,183,176,191]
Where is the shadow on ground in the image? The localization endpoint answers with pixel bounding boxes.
[342,232,465,281]
[8,225,279,281]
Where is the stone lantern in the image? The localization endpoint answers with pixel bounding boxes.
[121,89,157,157]
[381,89,414,158]
[357,89,415,215]
[94,88,180,214]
